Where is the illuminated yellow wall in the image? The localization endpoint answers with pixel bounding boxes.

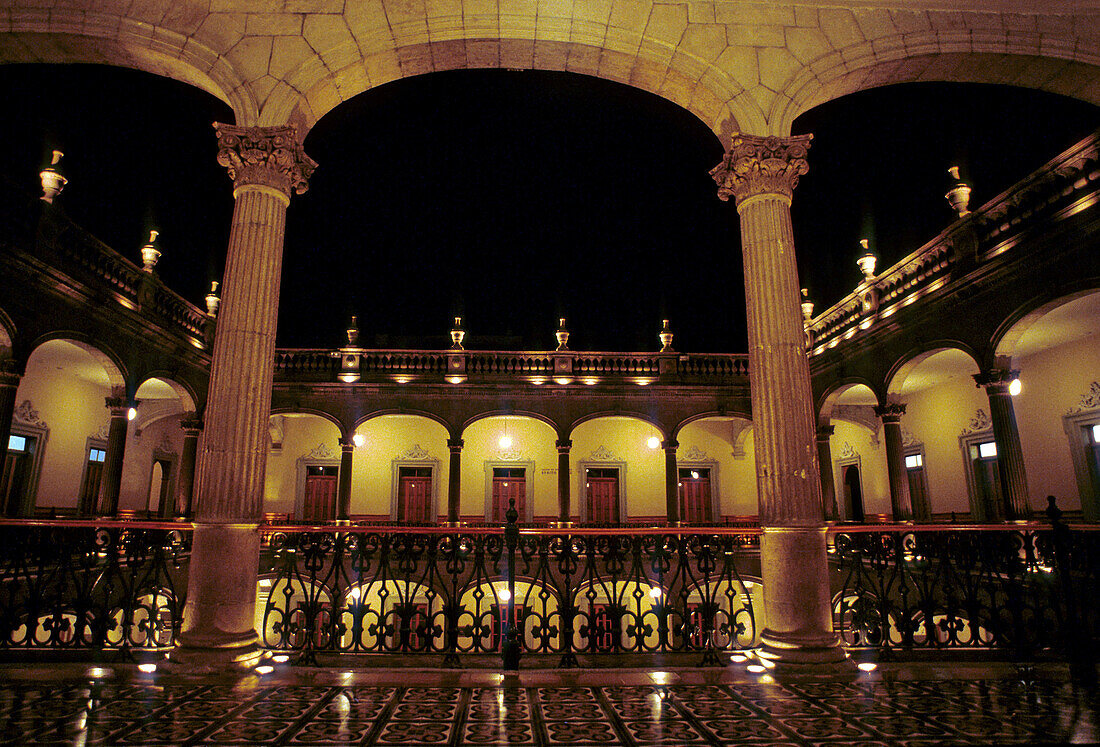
[900,376,991,516]
[569,416,664,521]
[351,415,449,518]
[263,414,342,516]
[459,416,557,520]
[676,418,759,517]
[1016,334,1100,511]
[14,349,111,510]
[827,420,890,518]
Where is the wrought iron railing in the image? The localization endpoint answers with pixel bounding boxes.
[828,515,1100,664]
[0,521,191,656]
[256,522,761,667]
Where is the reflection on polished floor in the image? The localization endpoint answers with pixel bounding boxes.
[0,662,1097,746]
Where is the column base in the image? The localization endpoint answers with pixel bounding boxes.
[553,521,574,529]
[760,628,847,665]
[167,630,263,672]
[172,522,262,672]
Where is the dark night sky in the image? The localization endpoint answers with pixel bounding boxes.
[0,64,1096,353]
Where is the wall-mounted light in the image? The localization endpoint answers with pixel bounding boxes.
[1009,378,1022,396]
[647,436,660,449]
[127,407,137,421]
[498,434,513,449]
[352,433,365,448]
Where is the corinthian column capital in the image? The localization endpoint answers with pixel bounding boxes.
[711,133,813,206]
[214,123,317,200]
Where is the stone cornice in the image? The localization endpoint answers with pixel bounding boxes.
[711,133,813,205]
[214,124,316,199]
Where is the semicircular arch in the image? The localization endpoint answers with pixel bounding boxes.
[992,280,1100,366]
[672,410,752,439]
[135,373,198,414]
[355,408,452,436]
[773,34,1100,134]
[0,16,257,124]
[817,378,882,425]
[26,333,127,389]
[886,341,983,396]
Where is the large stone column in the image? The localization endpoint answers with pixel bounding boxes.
[447,438,463,525]
[337,438,354,521]
[172,125,315,669]
[663,439,680,525]
[97,391,131,518]
[175,416,202,518]
[974,368,1031,520]
[712,134,843,663]
[876,403,914,521]
[556,439,571,525]
[816,425,837,521]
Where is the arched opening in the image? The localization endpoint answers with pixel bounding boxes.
[995,291,1100,520]
[460,414,557,524]
[819,383,886,522]
[675,416,757,523]
[121,376,197,519]
[353,414,450,523]
[569,416,664,525]
[886,347,984,521]
[264,412,343,522]
[6,339,123,517]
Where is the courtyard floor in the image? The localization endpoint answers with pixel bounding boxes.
[0,660,1097,745]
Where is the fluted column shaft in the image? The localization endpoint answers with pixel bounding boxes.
[176,418,202,518]
[97,393,130,518]
[663,439,679,525]
[174,124,315,670]
[712,133,842,664]
[0,366,20,516]
[556,439,571,524]
[876,404,913,521]
[447,438,463,524]
[337,438,354,521]
[816,425,837,521]
[975,369,1031,520]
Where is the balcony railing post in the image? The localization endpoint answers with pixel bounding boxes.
[502,498,521,671]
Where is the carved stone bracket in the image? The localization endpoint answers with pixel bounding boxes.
[710,133,813,205]
[960,408,993,436]
[304,442,336,460]
[683,445,708,461]
[214,123,317,199]
[838,441,857,459]
[403,444,431,460]
[1067,381,1100,414]
[13,399,45,427]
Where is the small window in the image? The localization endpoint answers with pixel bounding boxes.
[89,448,106,463]
[7,435,26,452]
[904,454,922,470]
[1092,424,1100,444]
[977,441,997,459]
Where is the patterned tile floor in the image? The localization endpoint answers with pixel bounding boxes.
[0,662,1097,745]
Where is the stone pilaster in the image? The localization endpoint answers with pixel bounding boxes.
[176,417,202,518]
[337,438,354,521]
[663,439,680,525]
[816,425,837,521]
[974,368,1031,520]
[97,391,131,518]
[173,124,315,670]
[712,133,842,663]
[556,439,572,525]
[447,438,463,524]
[875,403,913,521]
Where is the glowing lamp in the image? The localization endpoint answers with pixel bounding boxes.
[648,587,662,599]
[646,436,660,449]
[138,663,157,674]
[857,662,878,672]
[352,433,365,448]
[498,435,513,449]
[127,407,137,421]
[1009,378,1021,396]
[498,589,511,602]
[254,665,274,675]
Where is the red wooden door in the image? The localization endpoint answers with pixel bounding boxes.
[399,475,433,523]
[586,475,619,524]
[679,470,711,523]
[303,474,337,521]
[491,603,526,651]
[492,469,526,521]
[591,604,615,651]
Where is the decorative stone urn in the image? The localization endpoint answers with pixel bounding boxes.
[39,150,67,203]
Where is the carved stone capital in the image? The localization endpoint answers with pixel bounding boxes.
[214,123,317,199]
[338,437,356,452]
[105,395,131,417]
[556,439,572,452]
[711,133,813,205]
[181,418,204,435]
[874,403,907,422]
[662,439,679,451]
[816,424,835,440]
[973,368,1019,392]
[447,438,464,452]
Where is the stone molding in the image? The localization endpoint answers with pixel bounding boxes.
[589,445,619,461]
[214,124,316,199]
[683,444,707,461]
[402,444,431,460]
[960,408,993,436]
[973,368,1019,390]
[13,399,45,428]
[303,442,336,460]
[711,133,812,205]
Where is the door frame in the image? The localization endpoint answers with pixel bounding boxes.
[483,460,535,523]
